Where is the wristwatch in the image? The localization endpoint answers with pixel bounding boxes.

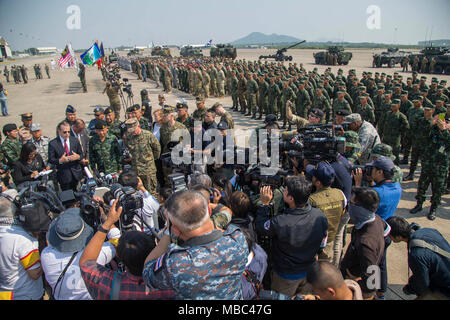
[97,225,110,234]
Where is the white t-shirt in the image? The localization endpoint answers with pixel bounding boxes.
[133,191,160,233]
[0,224,44,300]
[41,243,115,300]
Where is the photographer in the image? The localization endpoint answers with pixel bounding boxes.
[79,199,175,300]
[0,193,44,300]
[41,208,116,300]
[353,157,401,299]
[143,190,248,299]
[117,171,160,234]
[103,81,121,122]
[386,216,450,300]
[255,176,328,296]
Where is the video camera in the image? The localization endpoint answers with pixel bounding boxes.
[121,78,133,97]
[110,183,143,232]
[280,124,346,165]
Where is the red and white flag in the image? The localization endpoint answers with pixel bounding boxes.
[58,44,75,68]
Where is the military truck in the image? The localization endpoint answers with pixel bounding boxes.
[109,50,118,63]
[180,46,203,58]
[313,46,352,65]
[210,44,237,59]
[127,48,141,57]
[372,48,412,68]
[151,46,172,57]
[408,46,450,74]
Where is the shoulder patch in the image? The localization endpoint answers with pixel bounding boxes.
[154,254,165,272]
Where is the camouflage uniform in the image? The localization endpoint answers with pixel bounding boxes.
[405,106,425,175]
[192,107,207,123]
[230,74,239,110]
[220,111,235,130]
[88,133,122,174]
[31,136,50,165]
[343,131,361,164]
[78,64,87,92]
[268,80,281,116]
[202,71,210,98]
[258,78,269,117]
[123,128,161,197]
[415,124,450,210]
[159,121,187,154]
[295,88,312,118]
[237,75,247,113]
[358,103,375,125]
[281,83,296,125]
[246,77,259,117]
[142,225,248,300]
[105,85,122,120]
[217,68,226,97]
[312,93,332,123]
[0,137,22,166]
[106,119,123,140]
[378,110,409,164]
[332,98,352,118]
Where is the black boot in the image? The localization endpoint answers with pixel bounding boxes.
[278,116,283,121]
[427,206,437,221]
[245,112,251,116]
[251,113,256,119]
[256,114,262,120]
[410,203,423,214]
[403,169,415,181]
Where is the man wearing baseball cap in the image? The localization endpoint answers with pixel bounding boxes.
[30,123,51,166]
[346,113,380,165]
[353,156,402,299]
[306,162,346,267]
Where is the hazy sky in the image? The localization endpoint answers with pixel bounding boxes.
[1,0,449,50]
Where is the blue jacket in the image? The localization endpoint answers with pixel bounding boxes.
[372,181,402,220]
[407,228,450,298]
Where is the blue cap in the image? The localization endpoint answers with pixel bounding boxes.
[366,157,395,172]
[66,105,76,113]
[305,162,336,185]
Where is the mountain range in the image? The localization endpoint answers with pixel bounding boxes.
[231,32,303,45]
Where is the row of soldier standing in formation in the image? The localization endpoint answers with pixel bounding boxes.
[124,55,450,212]
[3,64,51,84]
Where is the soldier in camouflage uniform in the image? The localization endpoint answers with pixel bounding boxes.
[246,73,259,118]
[142,190,248,300]
[217,67,226,97]
[281,80,296,128]
[230,71,239,111]
[343,131,361,164]
[294,80,311,119]
[378,99,410,165]
[78,63,87,92]
[104,107,123,140]
[268,77,281,116]
[103,81,122,120]
[312,87,332,123]
[369,144,403,184]
[237,72,247,114]
[410,118,449,220]
[258,75,269,120]
[1,124,21,167]
[212,103,234,130]
[403,102,431,181]
[192,97,207,123]
[332,91,352,119]
[357,95,375,125]
[3,66,9,83]
[88,120,122,175]
[175,102,193,128]
[30,123,50,165]
[123,118,161,198]
[201,69,210,98]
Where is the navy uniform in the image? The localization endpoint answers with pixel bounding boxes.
[143,225,248,300]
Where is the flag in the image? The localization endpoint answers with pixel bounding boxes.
[80,42,102,66]
[100,42,105,57]
[67,43,78,71]
[58,45,72,68]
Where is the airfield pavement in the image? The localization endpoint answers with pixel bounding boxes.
[1,48,449,300]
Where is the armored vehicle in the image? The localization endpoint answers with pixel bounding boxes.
[408,46,450,74]
[180,46,203,58]
[210,44,237,59]
[313,46,352,65]
[109,50,118,63]
[372,48,412,68]
[259,40,306,62]
[151,46,172,57]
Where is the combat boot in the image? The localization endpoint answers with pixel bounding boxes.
[409,203,423,214]
[245,111,252,116]
[403,169,415,181]
[256,113,262,120]
[427,206,437,221]
[251,113,256,119]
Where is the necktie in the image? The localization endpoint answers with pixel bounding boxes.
[64,140,70,156]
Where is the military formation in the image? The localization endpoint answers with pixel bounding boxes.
[3,64,51,84]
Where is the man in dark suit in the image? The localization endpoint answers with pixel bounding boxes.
[71,119,89,167]
[48,121,84,191]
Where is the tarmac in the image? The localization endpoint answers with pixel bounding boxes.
[0,48,449,300]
